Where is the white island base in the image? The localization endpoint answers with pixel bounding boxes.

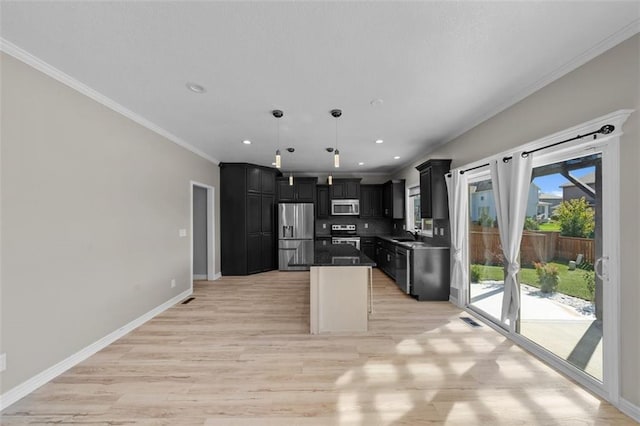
[309,266,372,334]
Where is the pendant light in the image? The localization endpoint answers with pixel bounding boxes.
[331,109,342,168]
[325,148,335,185]
[289,172,294,186]
[273,110,283,168]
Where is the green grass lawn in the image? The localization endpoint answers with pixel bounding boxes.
[471,261,593,301]
[538,221,561,232]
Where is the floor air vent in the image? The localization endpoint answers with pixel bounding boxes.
[460,316,482,328]
[181,297,195,305]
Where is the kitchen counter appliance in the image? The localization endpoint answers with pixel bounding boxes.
[330,224,360,249]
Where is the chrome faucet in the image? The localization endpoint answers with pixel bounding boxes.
[406,230,419,240]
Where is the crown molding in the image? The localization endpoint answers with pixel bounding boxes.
[0,38,220,165]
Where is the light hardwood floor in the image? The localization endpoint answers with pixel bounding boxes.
[1,270,635,425]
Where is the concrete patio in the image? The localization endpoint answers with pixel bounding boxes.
[470,281,602,380]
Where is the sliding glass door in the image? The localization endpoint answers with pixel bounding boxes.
[519,152,604,381]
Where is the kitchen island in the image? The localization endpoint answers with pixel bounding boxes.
[291,242,376,334]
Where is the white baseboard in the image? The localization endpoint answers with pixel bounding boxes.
[0,288,192,411]
[619,398,640,423]
[193,274,207,280]
[212,272,221,280]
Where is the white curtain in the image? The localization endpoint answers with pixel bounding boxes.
[445,170,468,307]
[490,152,533,328]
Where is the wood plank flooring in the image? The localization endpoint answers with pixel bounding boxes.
[1,270,635,425]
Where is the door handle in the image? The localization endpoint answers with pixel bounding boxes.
[594,256,609,281]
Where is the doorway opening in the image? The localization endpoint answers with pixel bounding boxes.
[191,181,216,288]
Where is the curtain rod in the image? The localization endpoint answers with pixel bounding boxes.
[445,124,614,177]
[502,124,614,163]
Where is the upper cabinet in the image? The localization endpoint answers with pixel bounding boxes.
[316,185,330,218]
[416,159,452,219]
[330,178,361,199]
[382,180,405,219]
[360,185,383,218]
[276,177,317,203]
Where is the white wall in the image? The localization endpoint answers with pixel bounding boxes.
[393,34,640,407]
[0,52,220,393]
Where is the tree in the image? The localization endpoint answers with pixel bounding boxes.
[556,197,595,238]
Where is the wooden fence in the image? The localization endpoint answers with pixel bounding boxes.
[469,226,594,266]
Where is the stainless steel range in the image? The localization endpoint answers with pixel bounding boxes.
[330,224,360,249]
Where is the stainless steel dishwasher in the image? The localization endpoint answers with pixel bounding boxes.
[394,246,410,294]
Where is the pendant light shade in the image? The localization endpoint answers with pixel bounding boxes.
[289,174,294,186]
[331,109,342,169]
[328,174,333,185]
[273,110,283,168]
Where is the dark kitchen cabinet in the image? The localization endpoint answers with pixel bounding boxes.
[415,159,451,219]
[330,179,361,199]
[276,177,317,203]
[360,237,376,262]
[316,185,330,218]
[220,163,277,275]
[316,236,332,247]
[382,180,405,219]
[376,239,396,279]
[360,185,383,218]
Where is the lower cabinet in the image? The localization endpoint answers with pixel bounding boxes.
[375,239,396,279]
[360,237,376,261]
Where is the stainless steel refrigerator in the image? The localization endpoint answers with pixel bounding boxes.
[278,203,314,271]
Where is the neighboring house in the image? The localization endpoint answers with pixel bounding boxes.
[538,192,563,219]
[560,171,596,205]
[469,181,539,222]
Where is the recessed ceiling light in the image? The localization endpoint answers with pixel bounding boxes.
[242,140,251,145]
[186,82,206,93]
[394,156,400,160]
[370,98,384,106]
[358,162,364,166]
[375,139,384,144]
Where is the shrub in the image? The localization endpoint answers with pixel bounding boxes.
[583,270,596,301]
[535,262,560,293]
[477,212,495,228]
[556,197,595,238]
[470,265,482,283]
[524,216,539,231]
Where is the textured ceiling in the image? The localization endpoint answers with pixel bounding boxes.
[1,1,639,174]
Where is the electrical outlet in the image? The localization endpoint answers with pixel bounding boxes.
[179,229,187,237]
[322,223,326,229]
[364,223,368,229]
[0,353,6,372]
[171,279,176,288]
[402,224,406,230]
[440,228,445,236]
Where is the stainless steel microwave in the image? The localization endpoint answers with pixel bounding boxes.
[331,199,360,216]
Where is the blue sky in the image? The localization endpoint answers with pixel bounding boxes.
[532,167,594,196]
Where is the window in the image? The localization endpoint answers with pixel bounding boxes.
[407,186,421,230]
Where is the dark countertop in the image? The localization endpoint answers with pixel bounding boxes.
[372,235,450,250]
[290,242,376,267]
